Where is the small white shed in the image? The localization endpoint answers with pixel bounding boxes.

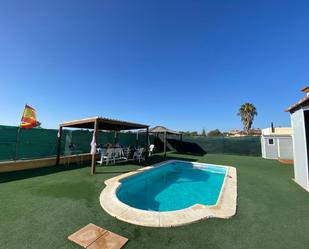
[261,127,293,160]
[286,86,309,192]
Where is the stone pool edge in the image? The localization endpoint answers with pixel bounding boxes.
[99,160,237,227]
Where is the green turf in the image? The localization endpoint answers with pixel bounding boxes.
[0,153,308,249]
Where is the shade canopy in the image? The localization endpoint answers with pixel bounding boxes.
[149,126,182,157]
[60,116,149,130]
[56,116,149,174]
[149,126,181,135]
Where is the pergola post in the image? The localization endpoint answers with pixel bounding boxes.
[56,126,63,165]
[180,133,183,141]
[91,119,98,175]
[114,130,118,145]
[136,131,139,148]
[164,131,167,157]
[145,127,149,160]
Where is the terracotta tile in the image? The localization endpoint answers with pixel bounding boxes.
[278,159,294,164]
[87,231,128,249]
[68,223,107,248]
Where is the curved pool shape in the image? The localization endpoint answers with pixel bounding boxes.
[117,161,227,211]
[100,160,237,227]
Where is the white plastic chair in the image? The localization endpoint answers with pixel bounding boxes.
[114,148,127,161]
[105,149,116,165]
[97,148,115,165]
[97,148,106,165]
[133,148,145,162]
[123,147,131,159]
[149,144,155,156]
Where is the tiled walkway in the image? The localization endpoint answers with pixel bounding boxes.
[68,223,128,249]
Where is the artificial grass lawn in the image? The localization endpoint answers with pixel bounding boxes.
[0,153,308,249]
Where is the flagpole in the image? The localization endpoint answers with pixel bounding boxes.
[15,104,37,161]
[15,104,26,161]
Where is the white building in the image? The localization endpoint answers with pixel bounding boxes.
[261,127,293,160]
[286,86,309,192]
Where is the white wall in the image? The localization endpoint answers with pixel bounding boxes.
[278,137,293,160]
[261,137,266,158]
[261,136,293,160]
[291,109,309,191]
[263,137,279,159]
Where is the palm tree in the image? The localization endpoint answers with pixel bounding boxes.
[237,103,257,133]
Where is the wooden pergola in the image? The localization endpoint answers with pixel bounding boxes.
[56,116,149,174]
[149,126,182,157]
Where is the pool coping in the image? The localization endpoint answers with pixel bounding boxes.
[99,160,237,227]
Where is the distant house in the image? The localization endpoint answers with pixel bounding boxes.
[227,129,261,137]
[227,129,246,137]
[286,86,309,192]
[261,127,293,160]
[249,129,262,136]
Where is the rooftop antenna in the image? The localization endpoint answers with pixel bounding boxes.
[271,122,275,133]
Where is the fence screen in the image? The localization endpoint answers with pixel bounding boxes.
[0,125,261,162]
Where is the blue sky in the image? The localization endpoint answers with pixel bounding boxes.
[1,0,308,132]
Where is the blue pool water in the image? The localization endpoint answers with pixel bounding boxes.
[116,161,227,211]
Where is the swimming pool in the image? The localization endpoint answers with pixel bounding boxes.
[100,160,237,227]
[117,161,227,211]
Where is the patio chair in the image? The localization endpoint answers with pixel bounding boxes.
[149,144,155,156]
[133,148,145,162]
[97,148,115,165]
[97,148,106,165]
[114,148,128,162]
[123,147,131,159]
[105,149,116,165]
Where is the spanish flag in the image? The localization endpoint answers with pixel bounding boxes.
[20,104,37,129]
